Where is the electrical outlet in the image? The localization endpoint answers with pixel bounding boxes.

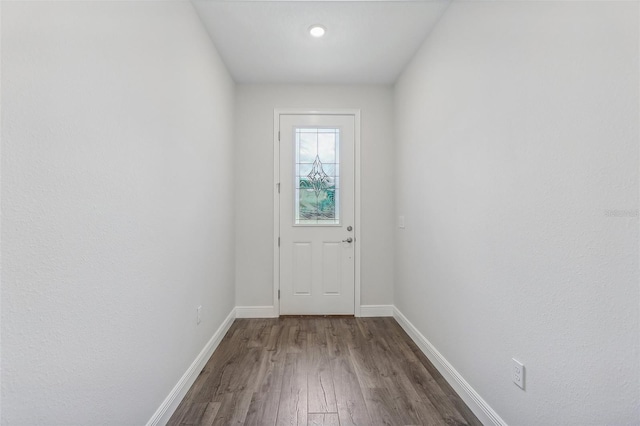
[398,215,405,229]
[197,306,202,325]
[512,358,525,389]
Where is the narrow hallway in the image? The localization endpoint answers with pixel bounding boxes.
[169,317,481,426]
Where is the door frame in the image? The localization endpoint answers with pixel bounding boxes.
[273,108,362,317]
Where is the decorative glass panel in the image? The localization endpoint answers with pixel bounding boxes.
[295,128,340,225]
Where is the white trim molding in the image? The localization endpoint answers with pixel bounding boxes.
[392,307,508,426]
[235,306,278,318]
[359,305,394,317]
[146,308,236,426]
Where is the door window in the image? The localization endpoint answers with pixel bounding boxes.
[294,128,340,225]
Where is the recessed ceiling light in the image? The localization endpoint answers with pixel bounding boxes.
[309,25,326,38]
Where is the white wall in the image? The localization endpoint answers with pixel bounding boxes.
[235,85,394,309]
[1,2,235,424]
[394,1,639,425]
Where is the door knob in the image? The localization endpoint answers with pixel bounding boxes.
[342,237,353,243]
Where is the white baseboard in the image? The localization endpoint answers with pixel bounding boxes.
[359,304,394,317]
[235,305,394,318]
[146,308,236,426]
[235,305,278,318]
[392,307,507,426]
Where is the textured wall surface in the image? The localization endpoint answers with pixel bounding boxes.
[394,2,639,425]
[1,2,235,424]
[234,85,395,307]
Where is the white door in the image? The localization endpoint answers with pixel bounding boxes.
[278,114,355,315]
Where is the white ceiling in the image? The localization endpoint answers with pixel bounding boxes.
[192,0,451,84]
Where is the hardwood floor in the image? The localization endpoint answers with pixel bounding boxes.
[167,317,481,426]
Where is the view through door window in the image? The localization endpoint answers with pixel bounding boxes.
[295,128,340,225]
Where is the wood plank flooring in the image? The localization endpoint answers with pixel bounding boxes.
[168,317,481,426]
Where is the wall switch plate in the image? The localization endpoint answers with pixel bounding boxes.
[398,215,405,229]
[512,358,525,389]
[197,306,202,325]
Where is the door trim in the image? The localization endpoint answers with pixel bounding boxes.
[273,108,361,317]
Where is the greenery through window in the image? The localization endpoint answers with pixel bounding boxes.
[295,128,339,225]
